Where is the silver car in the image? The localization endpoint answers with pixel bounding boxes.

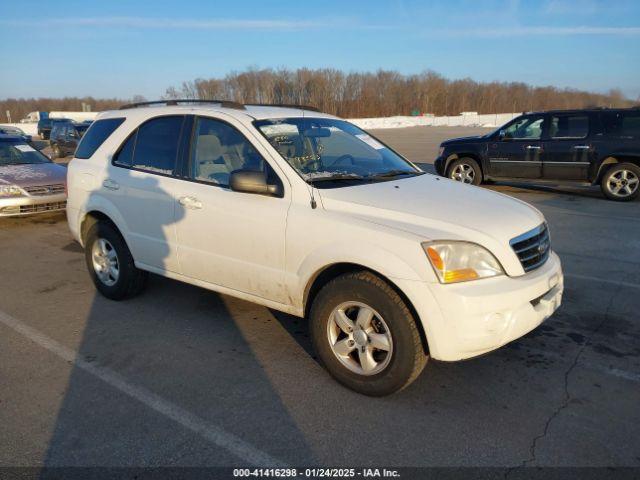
[0,135,67,216]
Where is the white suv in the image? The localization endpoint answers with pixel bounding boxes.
[67,100,563,396]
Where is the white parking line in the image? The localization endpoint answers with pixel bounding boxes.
[565,273,640,290]
[0,309,284,467]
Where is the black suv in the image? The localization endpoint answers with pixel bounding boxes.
[49,121,90,159]
[435,108,640,201]
[38,117,72,140]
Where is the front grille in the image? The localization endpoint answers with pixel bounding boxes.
[23,184,66,196]
[510,224,551,273]
[19,201,67,214]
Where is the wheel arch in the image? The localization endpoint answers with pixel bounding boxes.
[303,262,430,355]
[80,209,129,250]
[444,153,485,178]
[594,155,640,184]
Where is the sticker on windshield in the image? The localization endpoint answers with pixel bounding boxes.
[14,144,36,153]
[355,134,385,150]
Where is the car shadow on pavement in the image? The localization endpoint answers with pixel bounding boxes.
[42,170,317,467]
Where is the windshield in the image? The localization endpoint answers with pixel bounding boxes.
[0,142,51,166]
[254,118,420,186]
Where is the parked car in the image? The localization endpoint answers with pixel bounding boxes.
[37,117,73,140]
[435,108,640,201]
[67,100,563,396]
[0,126,32,143]
[0,134,67,216]
[49,121,90,159]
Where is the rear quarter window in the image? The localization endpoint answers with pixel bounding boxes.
[75,118,126,159]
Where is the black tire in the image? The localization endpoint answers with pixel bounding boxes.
[84,221,148,300]
[600,163,640,202]
[446,157,482,186]
[309,271,428,396]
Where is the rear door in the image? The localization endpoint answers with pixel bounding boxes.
[488,114,544,178]
[106,115,187,273]
[542,113,592,180]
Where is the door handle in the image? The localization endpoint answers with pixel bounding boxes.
[178,196,203,210]
[102,179,120,190]
[573,145,591,150]
[525,145,541,150]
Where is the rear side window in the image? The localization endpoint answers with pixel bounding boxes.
[131,116,184,174]
[549,115,589,139]
[113,131,136,167]
[601,111,640,139]
[76,118,126,159]
[112,115,184,175]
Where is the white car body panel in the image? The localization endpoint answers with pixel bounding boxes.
[67,104,563,362]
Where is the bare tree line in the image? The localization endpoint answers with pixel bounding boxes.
[164,68,635,117]
[1,68,635,123]
[0,96,143,124]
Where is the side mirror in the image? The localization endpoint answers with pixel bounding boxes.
[229,170,282,197]
[498,129,507,140]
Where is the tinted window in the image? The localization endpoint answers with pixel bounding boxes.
[75,118,126,159]
[50,125,62,139]
[503,116,544,140]
[601,111,640,138]
[190,117,266,186]
[127,116,184,174]
[550,115,588,138]
[114,131,136,167]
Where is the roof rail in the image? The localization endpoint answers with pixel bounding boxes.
[119,99,246,110]
[245,103,320,112]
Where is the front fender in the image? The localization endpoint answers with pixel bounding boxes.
[290,240,431,308]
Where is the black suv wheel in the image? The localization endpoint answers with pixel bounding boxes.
[601,163,640,202]
[447,158,482,186]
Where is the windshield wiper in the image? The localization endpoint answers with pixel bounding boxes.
[368,170,423,179]
[305,173,366,183]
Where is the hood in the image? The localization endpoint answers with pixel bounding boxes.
[441,135,485,145]
[0,162,67,188]
[318,174,544,275]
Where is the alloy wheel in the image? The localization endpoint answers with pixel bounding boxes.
[608,169,639,198]
[451,163,475,184]
[326,301,393,376]
[91,238,120,286]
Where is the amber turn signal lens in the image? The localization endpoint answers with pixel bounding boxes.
[443,268,479,283]
[426,247,444,270]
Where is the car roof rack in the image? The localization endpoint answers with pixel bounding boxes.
[245,103,320,112]
[119,99,246,110]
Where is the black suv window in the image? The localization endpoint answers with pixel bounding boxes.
[76,118,125,159]
[114,116,185,174]
[601,111,640,139]
[503,116,544,140]
[549,114,589,139]
[190,117,267,186]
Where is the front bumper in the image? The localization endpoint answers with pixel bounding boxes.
[394,251,563,361]
[0,193,67,217]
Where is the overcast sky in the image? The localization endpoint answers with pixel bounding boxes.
[1,0,638,100]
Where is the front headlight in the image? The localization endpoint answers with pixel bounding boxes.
[422,241,504,284]
[0,185,23,197]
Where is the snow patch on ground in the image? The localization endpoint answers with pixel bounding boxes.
[348,112,519,130]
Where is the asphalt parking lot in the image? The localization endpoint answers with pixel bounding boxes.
[1,126,639,470]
